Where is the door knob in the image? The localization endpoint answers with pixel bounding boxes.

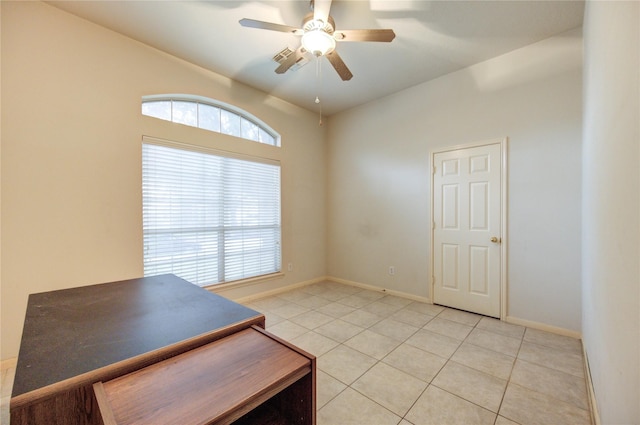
[490,237,501,243]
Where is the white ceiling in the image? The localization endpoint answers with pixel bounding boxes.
[48,0,585,116]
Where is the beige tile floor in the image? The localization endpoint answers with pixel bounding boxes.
[0,281,591,425]
[247,281,591,425]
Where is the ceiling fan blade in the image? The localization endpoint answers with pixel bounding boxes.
[312,0,332,24]
[239,18,303,35]
[334,29,396,42]
[275,46,306,74]
[326,50,353,81]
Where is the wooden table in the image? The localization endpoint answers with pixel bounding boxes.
[10,274,265,425]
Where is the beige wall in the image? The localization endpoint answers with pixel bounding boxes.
[4,2,637,419]
[0,1,326,359]
[326,29,583,332]
[582,1,639,422]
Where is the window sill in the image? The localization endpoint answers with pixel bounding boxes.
[203,272,285,293]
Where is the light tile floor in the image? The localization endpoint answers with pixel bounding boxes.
[0,281,591,425]
[247,281,591,425]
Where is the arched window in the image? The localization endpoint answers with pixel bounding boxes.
[141,95,282,288]
[142,95,280,147]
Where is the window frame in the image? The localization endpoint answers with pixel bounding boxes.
[141,134,283,288]
[142,94,281,147]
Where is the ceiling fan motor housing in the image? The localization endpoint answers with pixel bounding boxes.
[302,13,335,34]
[301,14,337,56]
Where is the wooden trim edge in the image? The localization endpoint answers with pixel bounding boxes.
[93,382,118,425]
[251,325,316,362]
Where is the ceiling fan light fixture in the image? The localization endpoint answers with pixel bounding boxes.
[301,29,336,56]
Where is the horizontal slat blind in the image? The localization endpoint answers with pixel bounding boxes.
[142,142,281,286]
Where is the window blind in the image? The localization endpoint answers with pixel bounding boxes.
[142,141,281,287]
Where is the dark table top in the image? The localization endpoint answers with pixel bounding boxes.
[12,274,263,397]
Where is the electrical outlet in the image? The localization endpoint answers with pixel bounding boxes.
[388,266,395,275]
[287,263,294,272]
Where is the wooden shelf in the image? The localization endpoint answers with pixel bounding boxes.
[94,326,316,425]
[232,402,289,425]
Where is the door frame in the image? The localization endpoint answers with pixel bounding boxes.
[429,137,509,320]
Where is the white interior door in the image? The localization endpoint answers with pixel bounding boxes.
[432,142,504,318]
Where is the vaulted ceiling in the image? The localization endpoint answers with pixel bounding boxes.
[48,0,585,115]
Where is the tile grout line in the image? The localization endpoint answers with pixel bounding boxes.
[301,289,435,421]
[313,297,439,424]
[492,325,526,425]
[425,310,505,423]
[260,283,590,424]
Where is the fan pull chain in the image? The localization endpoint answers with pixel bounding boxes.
[315,54,323,126]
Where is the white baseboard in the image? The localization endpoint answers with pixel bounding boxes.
[205,271,286,296]
[233,275,433,305]
[326,276,432,304]
[582,347,601,425]
[505,315,582,339]
[233,276,327,304]
[227,276,584,344]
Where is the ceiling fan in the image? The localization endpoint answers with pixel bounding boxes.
[239,0,396,81]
